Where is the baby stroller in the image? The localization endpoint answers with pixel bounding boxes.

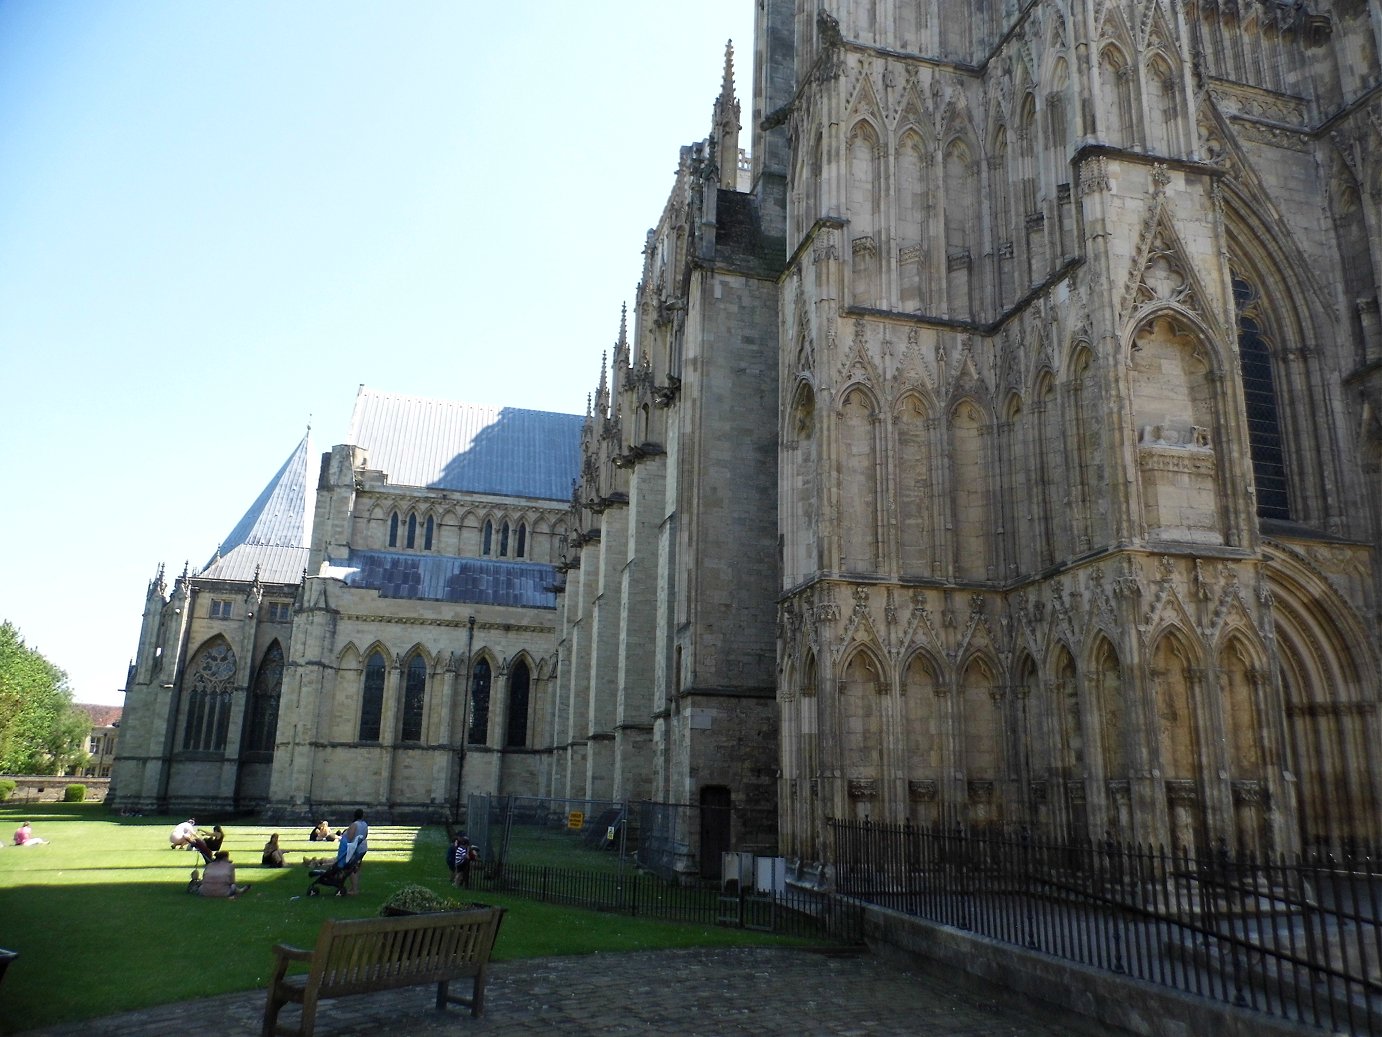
[306,844,364,897]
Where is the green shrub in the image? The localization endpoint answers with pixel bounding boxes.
[377,884,462,916]
[63,784,86,803]
[0,780,14,802]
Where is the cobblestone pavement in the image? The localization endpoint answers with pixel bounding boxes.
[17,946,1109,1036]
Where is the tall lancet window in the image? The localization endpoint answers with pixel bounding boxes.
[182,639,236,752]
[1234,276,1290,519]
[505,660,531,748]
[944,139,977,318]
[847,123,881,307]
[359,651,385,742]
[401,654,427,743]
[468,658,492,745]
[245,641,284,753]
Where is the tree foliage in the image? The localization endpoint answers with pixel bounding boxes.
[0,621,90,775]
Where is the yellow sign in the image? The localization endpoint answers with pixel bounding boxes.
[567,811,584,829]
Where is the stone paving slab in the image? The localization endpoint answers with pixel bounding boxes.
[16,946,1105,1037]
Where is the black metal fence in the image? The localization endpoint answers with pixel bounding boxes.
[831,818,1382,1035]
[473,857,863,943]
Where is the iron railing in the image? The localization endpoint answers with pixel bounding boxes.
[474,858,863,943]
[831,818,1382,1035]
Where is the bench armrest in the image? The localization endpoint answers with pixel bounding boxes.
[268,943,313,985]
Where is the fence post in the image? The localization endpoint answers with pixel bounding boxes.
[1022,827,1038,950]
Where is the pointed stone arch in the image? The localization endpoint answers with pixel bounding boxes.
[1267,549,1381,852]
[895,126,929,311]
[397,646,430,744]
[1149,626,1202,781]
[1129,312,1227,544]
[1062,340,1097,551]
[893,389,934,578]
[839,383,881,573]
[1142,50,1181,156]
[1097,41,1137,148]
[942,135,979,318]
[357,645,388,743]
[847,118,884,307]
[244,639,285,755]
[957,651,1003,826]
[1217,629,1268,781]
[1086,632,1128,801]
[466,650,498,747]
[503,651,536,748]
[948,396,993,581]
[838,642,888,819]
[1222,180,1343,530]
[180,635,237,754]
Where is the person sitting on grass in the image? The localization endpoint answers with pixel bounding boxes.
[261,833,286,868]
[198,851,250,898]
[203,824,225,853]
[309,820,335,842]
[169,818,213,863]
[12,822,46,846]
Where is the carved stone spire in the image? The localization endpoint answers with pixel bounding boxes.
[596,350,610,416]
[613,304,629,369]
[713,39,741,187]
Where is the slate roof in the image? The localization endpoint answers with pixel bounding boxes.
[201,545,312,585]
[199,432,315,585]
[77,704,123,727]
[347,388,583,502]
[325,550,558,609]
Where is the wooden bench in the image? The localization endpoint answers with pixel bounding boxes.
[261,904,506,1037]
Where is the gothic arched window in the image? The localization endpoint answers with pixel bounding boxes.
[482,520,493,556]
[245,641,284,753]
[388,512,399,548]
[401,654,426,743]
[181,639,236,752]
[1234,276,1290,519]
[424,516,434,551]
[516,522,527,558]
[500,521,510,557]
[505,660,530,747]
[359,651,385,742]
[406,513,417,549]
[468,658,492,745]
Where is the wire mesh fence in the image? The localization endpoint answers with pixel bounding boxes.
[831,817,1382,1036]
[478,794,631,869]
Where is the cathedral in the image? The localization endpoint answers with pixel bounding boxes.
[113,390,582,820]
[116,0,1382,877]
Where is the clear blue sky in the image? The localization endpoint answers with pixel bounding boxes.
[0,1,756,706]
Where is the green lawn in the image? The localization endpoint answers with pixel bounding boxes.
[0,804,803,1032]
